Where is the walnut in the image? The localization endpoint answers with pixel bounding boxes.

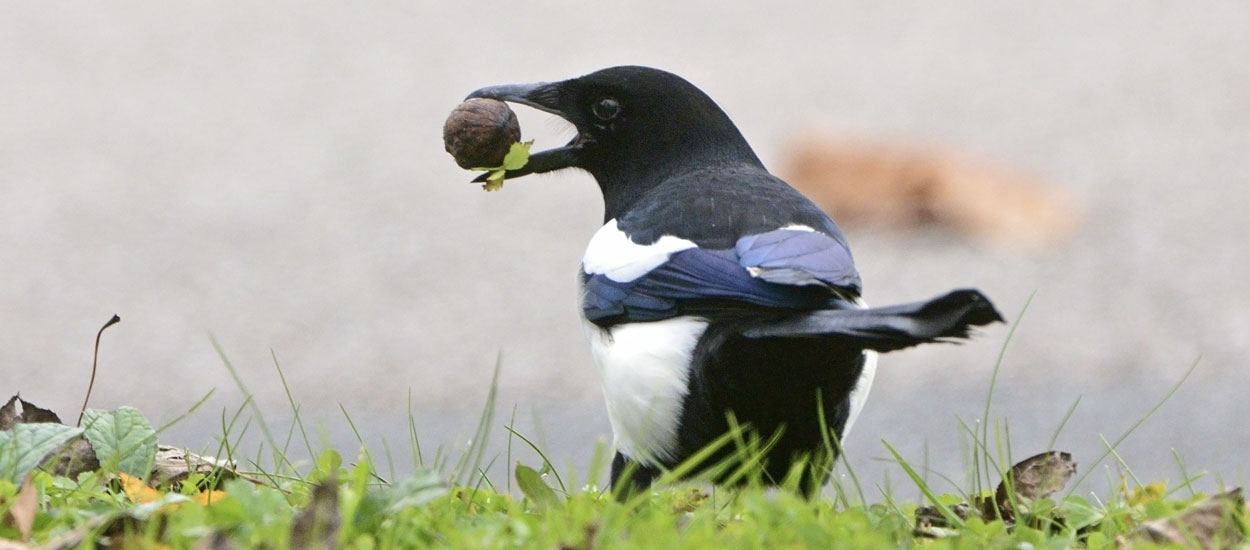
[442,98,522,169]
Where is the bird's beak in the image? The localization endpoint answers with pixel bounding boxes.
[466,82,585,182]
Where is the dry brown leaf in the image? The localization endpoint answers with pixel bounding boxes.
[7,475,36,540]
[916,451,1077,533]
[995,451,1077,518]
[1128,488,1244,550]
[0,395,63,430]
[781,134,1081,248]
[150,445,237,488]
[45,438,100,480]
[914,503,973,538]
[0,395,101,480]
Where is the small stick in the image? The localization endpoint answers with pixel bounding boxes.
[77,315,121,427]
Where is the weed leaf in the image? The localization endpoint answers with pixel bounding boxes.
[1060,495,1104,531]
[383,469,448,511]
[0,395,63,430]
[82,407,157,478]
[0,422,83,482]
[515,463,559,510]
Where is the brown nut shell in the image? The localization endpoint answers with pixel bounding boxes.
[443,98,522,169]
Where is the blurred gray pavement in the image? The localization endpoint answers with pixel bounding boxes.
[2,2,1247,491]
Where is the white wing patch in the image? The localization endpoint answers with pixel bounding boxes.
[780,224,817,233]
[582,316,708,465]
[582,219,697,283]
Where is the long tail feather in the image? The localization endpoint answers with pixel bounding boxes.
[742,289,1004,352]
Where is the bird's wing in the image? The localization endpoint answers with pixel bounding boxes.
[582,222,861,325]
[735,225,859,288]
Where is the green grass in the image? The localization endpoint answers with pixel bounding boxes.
[1,315,1245,549]
[4,448,1243,549]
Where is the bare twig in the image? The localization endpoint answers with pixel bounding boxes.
[77,314,121,427]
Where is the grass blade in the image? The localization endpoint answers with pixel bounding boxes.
[883,440,965,529]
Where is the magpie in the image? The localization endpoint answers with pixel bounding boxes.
[465,66,1003,495]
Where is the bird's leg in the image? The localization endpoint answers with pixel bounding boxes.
[610,451,663,501]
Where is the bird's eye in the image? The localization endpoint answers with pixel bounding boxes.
[592,97,621,121]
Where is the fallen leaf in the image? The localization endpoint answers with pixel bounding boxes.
[781,133,1081,248]
[0,396,105,480]
[119,472,163,504]
[193,490,228,506]
[1129,488,1244,550]
[290,481,340,550]
[0,395,62,430]
[8,475,36,539]
[914,503,973,538]
[995,451,1077,517]
[150,445,237,488]
[45,438,100,480]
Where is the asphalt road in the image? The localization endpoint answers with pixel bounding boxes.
[3,1,1247,493]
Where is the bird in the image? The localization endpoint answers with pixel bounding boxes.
[464,66,1003,496]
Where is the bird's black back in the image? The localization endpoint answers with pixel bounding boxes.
[616,163,854,253]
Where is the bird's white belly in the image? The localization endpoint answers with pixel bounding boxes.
[582,316,708,465]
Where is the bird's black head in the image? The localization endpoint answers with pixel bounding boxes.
[467,66,763,216]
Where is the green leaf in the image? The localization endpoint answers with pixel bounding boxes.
[482,169,507,191]
[81,407,157,478]
[313,449,343,482]
[1060,494,1105,530]
[474,141,532,192]
[383,469,448,512]
[514,463,559,510]
[1086,532,1112,550]
[0,423,83,483]
[501,141,533,171]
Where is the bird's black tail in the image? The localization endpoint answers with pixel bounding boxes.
[742,289,1004,352]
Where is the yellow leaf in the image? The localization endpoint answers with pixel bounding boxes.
[193,490,228,506]
[119,473,162,504]
[1126,481,1167,506]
